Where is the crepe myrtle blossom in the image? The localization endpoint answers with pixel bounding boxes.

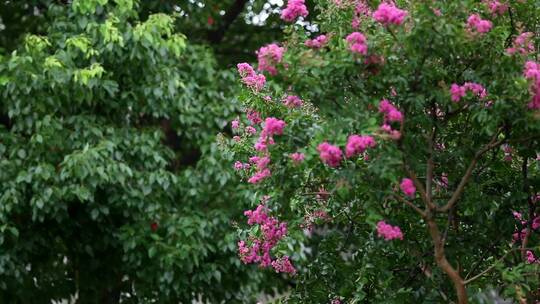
[345,135,376,158]
[450,82,487,102]
[289,152,305,164]
[271,256,296,274]
[524,60,540,109]
[283,95,303,108]
[376,220,403,240]
[352,0,371,28]
[317,142,343,167]
[379,99,403,123]
[257,43,285,76]
[281,0,308,22]
[305,35,329,49]
[400,178,416,197]
[346,32,368,55]
[484,0,508,16]
[246,109,263,125]
[507,32,535,55]
[239,205,292,273]
[466,14,493,34]
[372,2,408,26]
[237,63,266,91]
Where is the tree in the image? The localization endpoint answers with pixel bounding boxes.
[0,0,287,302]
[228,0,540,303]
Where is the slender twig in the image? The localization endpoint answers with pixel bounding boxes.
[438,130,504,212]
[464,248,534,284]
[394,194,427,218]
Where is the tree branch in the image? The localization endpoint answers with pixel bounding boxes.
[394,194,426,218]
[464,248,532,284]
[438,131,504,212]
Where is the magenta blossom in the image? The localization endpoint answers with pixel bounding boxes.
[372,3,408,26]
[281,0,308,22]
[400,178,416,197]
[376,220,403,241]
[317,142,343,167]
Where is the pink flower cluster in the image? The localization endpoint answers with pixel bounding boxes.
[237,63,266,92]
[526,250,537,264]
[305,35,329,49]
[379,99,402,140]
[281,0,308,22]
[283,95,303,108]
[271,256,296,274]
[466,14,493,34]
[524,61,540,109]
[243,117,286,183]
[239,204,295,274]
[507,32,535,55]
[379,99,403,122]
[257,43,285,76]
[484,0,508,16]
[400,178,416,197]
[246,109,262,125]
[289,152,305,164]
[372,3,408,26]
[352,0,371,29]
[346,32,368,55]
[376,220,403,241]
[345,135,376,158]
[511,210,540,244]
[317,142,343,167]
[450,82,487,102]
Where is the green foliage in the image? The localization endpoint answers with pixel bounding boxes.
[227,0,540,303]
[0,1,283,302]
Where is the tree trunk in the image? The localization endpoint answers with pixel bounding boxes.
[427,219,468,304]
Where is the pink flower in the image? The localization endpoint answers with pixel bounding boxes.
[450,82,487,102]
[233,136,241,142]
[450,84,467,102]
[467,14,493,34]
[484,0,508,16]
[376,220,403,241]
[283,95,303,108]
[245,126,257,135]
[237,62,255,77]
[246,109,262,125]
[262,117,286,137]
[372,3,408,26]
[281,0,309,22]
[351,0,371,28]
[257,43,285,76]
[524,61,540,110]
[231,119,240,129]
[234,161,244,170]
[400,178,416,197]
[237,63,266,91]
[290,152,305,164]
[345,135,376,158]
[346,32,368,55]
[526,250,537,264]
[378,99,403,122]
[239,205,291,271]
[305,35,329,49]
[317,142,343,167]
[248,168,271,184]
[507,32,535,55]
[271,256,296,274]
